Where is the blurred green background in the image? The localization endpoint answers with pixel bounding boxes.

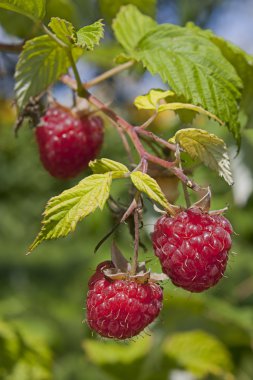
[0,1,253,379]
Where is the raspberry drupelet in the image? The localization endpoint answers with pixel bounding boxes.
[86,262,163,339]
[152,208,233,292]
[36,106,104,179]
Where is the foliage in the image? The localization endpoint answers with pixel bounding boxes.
[0,0,253,379]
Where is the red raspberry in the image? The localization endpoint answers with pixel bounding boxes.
[86,263,163,339]
[35,106,104,179]
[152,208,233,292]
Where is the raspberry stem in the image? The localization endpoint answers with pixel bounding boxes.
[61,73,204,192]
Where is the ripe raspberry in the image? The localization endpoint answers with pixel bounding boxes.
[35,106,104,179]
[152,208,233,292]
[86,263,163,339]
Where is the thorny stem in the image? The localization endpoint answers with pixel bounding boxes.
[115,125,135,164]
[61,74,203,192]
[138,111,158,130]
[0,42,24,52]
[176,144,191,208]
[136,128,177,152]
[85,61,134,89]
[132,206,140,275]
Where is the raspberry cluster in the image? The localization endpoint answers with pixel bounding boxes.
[152,208,233,292]
[86,262,163,340]
[36,106,103,179]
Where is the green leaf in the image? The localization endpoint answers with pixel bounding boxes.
[112,5,156,52]
[48,17,77,46]
[163,330,233,378]
[15,35,82,110]
[28,174,112,253]
[114,7,243,141]
[83,335,151,365]
[134,89,224,125]
[76,20,104,50]
[130,171,173,211]
[89,158,129,178]
[99,0,156,23]
[171,128,233,185]
[0,0,45,21]
[187,22,253,131]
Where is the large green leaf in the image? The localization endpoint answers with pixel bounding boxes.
[28,174,112,253]
[113,6,243,141]
[15,35,81,110]
[112,4,156,52]
[163,330,233,379]
[76,20,104,50]
[100,0,156,23]
[0,0,45,21]
[187,23,253,129]
[171,128,233,185]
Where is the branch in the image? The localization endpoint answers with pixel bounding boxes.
[136,128,177,152]
[85,61,134,89]
[60,74,203,192]
[0,42,24,53]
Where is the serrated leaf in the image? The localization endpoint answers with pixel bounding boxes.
[0,0,45,21]
[187,22,253,131]
[134,89,224,125]
[99,0,156,23]
[112,5,156,52]
[163,330,233,378]
[15,35,82,110]
[89,158,129,178]
[130,171,174,211]
[48,17,77,46]
[171,128,233,185]
[28,174,112,253]
[114,6,243,142]
[76,20,104,50]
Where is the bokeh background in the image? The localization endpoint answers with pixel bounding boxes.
[0,1,253,379]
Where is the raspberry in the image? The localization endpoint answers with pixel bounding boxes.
[152,207,233,292]
[86,262,163,339]
[35,106,104,179]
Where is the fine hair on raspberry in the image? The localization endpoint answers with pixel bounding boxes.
[86,262,163,339]
[152,207,233,292]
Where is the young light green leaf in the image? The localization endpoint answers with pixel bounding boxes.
[28,174,112,253]
[0,0,45,21]
[163,330,233,378]
[114,7,243,142]
[76,20,104,50]
[15,35,82,110]
[89,158,129,178]
[48,17,77,46]
[171,128,233,185]
[112,5,156,52]
[134,89,175,109]
[130,171,174,212]
[134,89,224,125]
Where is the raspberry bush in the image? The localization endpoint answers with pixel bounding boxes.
[0,0,253,345]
